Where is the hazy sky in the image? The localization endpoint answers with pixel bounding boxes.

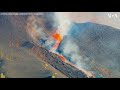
[55,12,120,29]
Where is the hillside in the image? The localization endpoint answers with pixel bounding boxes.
[57,22,120,77]
[0,15,66,78]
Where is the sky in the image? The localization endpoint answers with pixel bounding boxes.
[55,12,120,29]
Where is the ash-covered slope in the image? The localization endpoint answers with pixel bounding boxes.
[0,15,65,78]
[57,22,120,77]
[0,15,30,47]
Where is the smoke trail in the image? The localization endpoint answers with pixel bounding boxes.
[58,36,89,69]
[43,12,58,31]
[26,13,59,51]
[55,12,72,37]
[54,13,90,69]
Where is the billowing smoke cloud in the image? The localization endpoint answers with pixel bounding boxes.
[55,12,72,37]
[57,35,90,71]
[43,12,58,31]
[26,12,65,53]
[62,39,86,68]
[54,13,92,72]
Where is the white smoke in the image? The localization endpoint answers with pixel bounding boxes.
[55,12,72,37]
[62,39,88,69]
[55,12,91,70]
[34,23,47,39]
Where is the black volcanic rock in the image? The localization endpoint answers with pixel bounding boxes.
[31,45,89,78]
[21,41,34,49]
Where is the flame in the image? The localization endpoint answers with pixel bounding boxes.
[58,54,66,62]
[52,32,62,41]
[50,13,71,62]
[51,31,62,50]
[50,31,67,62]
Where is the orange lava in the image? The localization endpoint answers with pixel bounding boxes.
[58,54,66,62]
[51,31,66,62]
[53,41,60,49]
[52,32,62,41]
[51,31,62,50]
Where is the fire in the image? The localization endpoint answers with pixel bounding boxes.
[50,31,67,62]
[51,31,63,50]
[52,32,62,41]
[58,54,66,62]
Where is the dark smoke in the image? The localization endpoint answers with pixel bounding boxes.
[42,12,58,31]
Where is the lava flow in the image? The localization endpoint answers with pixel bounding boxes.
[50,31,66,62]
[52,31,62,49]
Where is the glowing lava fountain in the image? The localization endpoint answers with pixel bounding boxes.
[49,12,72,62]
